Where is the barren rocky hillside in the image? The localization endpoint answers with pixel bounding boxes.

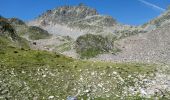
[95,23,170,63]
[95,9,170,64]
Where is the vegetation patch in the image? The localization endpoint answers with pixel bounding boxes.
[0,17,29,48]
[76,34,118,58]
[55,42,73,52]
[28,26,51,40]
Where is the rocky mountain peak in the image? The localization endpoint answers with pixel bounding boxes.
[54,4,98,18]
[38,4,98,25]
[28,4,119,37]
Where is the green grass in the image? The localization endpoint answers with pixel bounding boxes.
[0,45,73,67]
[55,42,73,52]
[0,35,29,49]
[0,41,161,99]
[76,34,118,58]
[0,35,12,45]
[79,47,102,58]
[28,26,51,40]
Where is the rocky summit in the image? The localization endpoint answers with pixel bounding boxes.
[28,4,124,38]
[38,4,99,25]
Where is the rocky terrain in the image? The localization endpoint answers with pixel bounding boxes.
[27,4,170,64]
[95,8,170,64]
[28,4,145,58]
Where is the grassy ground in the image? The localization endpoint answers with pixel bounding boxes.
[54,42,73,53]
[28,26,51,40]
[0,43,159,99]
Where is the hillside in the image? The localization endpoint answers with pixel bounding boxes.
[7,17,51,40]
[1,41,170,99]
[95,10,170,64]
[0,17,29,48]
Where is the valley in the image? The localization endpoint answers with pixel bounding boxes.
[0,4,170,100]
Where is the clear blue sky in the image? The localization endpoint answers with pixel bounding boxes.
[0,0,170,25]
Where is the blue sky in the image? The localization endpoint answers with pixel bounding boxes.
[0,0,170,25]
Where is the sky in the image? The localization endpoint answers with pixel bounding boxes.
[0,0,170,25]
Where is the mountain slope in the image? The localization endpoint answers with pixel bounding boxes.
[96,22,170,64]
[8,18,51,40]
[143,9,170,31]
[0,44,167,99]
[0,17,29,48]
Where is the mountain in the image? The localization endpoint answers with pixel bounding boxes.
[28,4,145,58]
[28,4,114,38]
[29,4,115,27]
[27,5,170,61]
[28,4,143,39]
[38,4,99,25]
